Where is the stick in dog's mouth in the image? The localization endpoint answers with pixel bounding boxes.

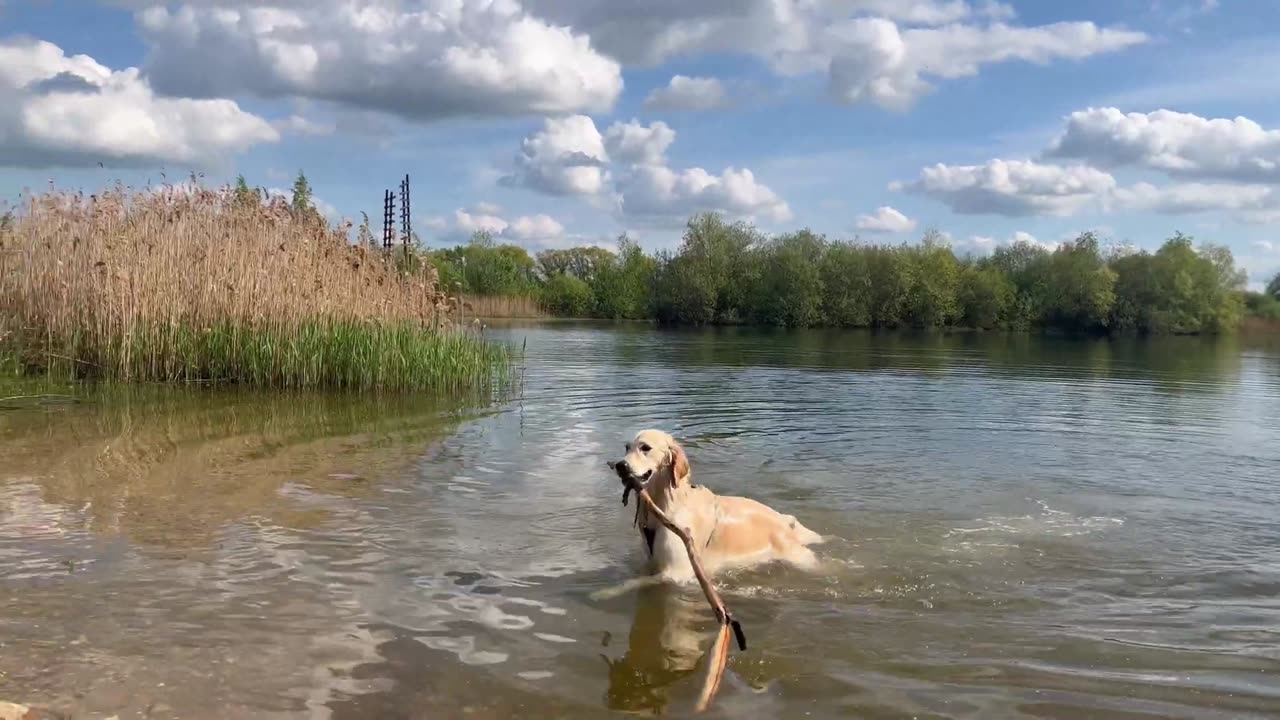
[602,460,746,713]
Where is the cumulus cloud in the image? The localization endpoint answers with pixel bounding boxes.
[855,205,917,233]
[895,159,1117,216]
[525,0,1145,110]
[134,1,623,121]
[274,113,334,136]
[603,119,675,166]
[504,115,791,226]
[119,1,1144,116]
[1046,107,1280,183]
[643,75,732,112]
[902,156,1280,221]
[615,164,792,225]
[1110,181,1280,215]
[502,115,611,196]
[905,106,1280,223]
[952,230,1059,256]
[0,37,278,169]
[426,206,568,247]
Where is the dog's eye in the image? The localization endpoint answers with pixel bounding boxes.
[639,444,651,453]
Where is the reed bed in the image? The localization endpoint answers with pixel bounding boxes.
[458,293,549,319]
[0,183,514,392]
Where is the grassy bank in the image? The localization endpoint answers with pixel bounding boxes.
[0,184,513,392]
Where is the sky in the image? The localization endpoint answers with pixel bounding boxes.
[2,0,1279,288]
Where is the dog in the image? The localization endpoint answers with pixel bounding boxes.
[608,429,824,585]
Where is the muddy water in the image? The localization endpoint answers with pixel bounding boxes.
[3,325,1279,719]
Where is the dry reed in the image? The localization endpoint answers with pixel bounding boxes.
[458,293,549,319]
[0,183,513,391]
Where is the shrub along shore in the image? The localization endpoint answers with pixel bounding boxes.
[0,183,513,392]
[429,214,1271,335]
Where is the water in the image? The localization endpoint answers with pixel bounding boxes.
[3,324,1279,719]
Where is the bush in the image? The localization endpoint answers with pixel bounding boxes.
[540,273,594,317]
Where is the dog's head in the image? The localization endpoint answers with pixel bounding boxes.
[613,429,690,488]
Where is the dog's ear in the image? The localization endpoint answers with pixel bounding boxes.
[669,442,691,487]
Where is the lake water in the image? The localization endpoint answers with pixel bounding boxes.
[3,324,1279,719]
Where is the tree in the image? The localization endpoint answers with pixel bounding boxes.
[906,229,961,327]
[291,170,313,214]
[820,241,873,327]
[541,272,594,317]
[232,174,259,207]
[1042,232,1116,331]
[958,264,1015,330]
[593,235,657,319]
[1267,271,1280,299]
[751,230,826,327]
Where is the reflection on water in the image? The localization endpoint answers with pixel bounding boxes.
[3,325,1280,719]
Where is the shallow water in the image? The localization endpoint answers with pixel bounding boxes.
[3,324,1279,719]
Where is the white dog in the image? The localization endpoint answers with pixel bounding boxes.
[609,429,824,585]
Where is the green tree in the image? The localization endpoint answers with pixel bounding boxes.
[233,174,256,205]
[541,272,594,316]
[906,229,961,327]
[751,230,826,327]
[536,246,615,282]
[592,235,657,319]
[958,264,1015,329]
[1267,271,1280,299]
[1043,232,1116,332]
[291,170,313,214]
[1109,249,1157,332]
[819,241,873,327]
[867,245,916,327]
[654,214,762,325]
[985,240,1053,328]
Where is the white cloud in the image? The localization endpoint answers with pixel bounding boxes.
[899,153,1280,221]
[895,159,1117,216]
[1046,107,1280,183]
[0,37,278,169]
[503,115,790,226]
[454,208,511,235]
[135,1,623,121]
[855,205,917,233]
[509,213,565,241]
[1242,210,1280,226]
[524,1,1144,110]
[603,119,675,166]
[274,113,334,136]
[823,20,1148,111]
[429,205,568,247]
[951,230,1059,256]
[615,164,793,225]
[643,75,732,112]
[502,115,610,196]
[1110,181,1280,215]
[473,201,504,216]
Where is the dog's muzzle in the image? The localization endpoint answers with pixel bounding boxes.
[607,461,651,507]
[609,460,651,482]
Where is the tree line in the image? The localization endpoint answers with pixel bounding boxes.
[425,213,1271,335]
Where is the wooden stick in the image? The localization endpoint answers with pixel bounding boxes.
[616,468,745,712]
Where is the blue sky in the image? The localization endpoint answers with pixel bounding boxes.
[2,0,1279,287]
